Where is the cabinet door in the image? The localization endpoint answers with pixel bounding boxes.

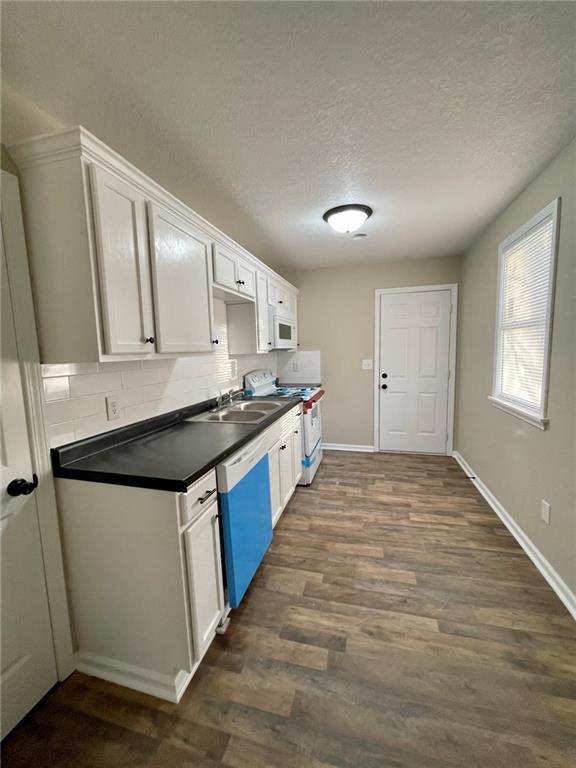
[256,272,271,353]
[286,291,298,320]
[292,421,303,486]
[184,502,225,662]
[268,440,283,527]
[279,432,295,509]
[237,259,256,298]
[90,165,155,354]
[148,204,215,353]
[212,243,238,291]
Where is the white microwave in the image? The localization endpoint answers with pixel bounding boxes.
[271,311,297,350]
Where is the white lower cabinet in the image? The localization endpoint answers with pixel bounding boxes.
[56,469,225,703]
[268,439,283,527]
[183,500,225,661]
[265,404,301,527]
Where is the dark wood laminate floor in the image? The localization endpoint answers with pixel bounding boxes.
[4,452,576,768]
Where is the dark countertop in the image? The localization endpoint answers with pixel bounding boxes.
[51,397,301,493]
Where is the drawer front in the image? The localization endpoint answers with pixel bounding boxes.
[180,469,218,527]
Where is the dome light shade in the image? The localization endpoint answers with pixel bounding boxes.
[323,204,373,233]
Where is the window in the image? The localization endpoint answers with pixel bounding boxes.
[490,199,560,429]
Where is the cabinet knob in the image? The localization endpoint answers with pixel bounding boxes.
[212,339,219,344]
[294,430,299,435]
[280,444,287,450]
[145,337,155,344]
[278,300,283,304]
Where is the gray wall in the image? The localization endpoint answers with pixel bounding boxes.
[297,256,461,446]
[455,138,575,593]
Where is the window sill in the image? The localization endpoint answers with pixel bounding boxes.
[488,396,548,430]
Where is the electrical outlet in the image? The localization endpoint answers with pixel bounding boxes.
[362,359,373,370]
[106,395,121,421]
[541,499,551,525]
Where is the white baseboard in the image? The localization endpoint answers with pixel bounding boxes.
[323,443,375,453]
[452,451,576,621]
[76,651,195,702]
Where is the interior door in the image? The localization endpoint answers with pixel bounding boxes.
[184,502,224,661]
[90,165,155,354]
[1,222,57,739]
[378,290,452,454]
[148,204,215,353]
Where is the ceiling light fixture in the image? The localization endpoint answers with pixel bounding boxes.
[323,204,373,234]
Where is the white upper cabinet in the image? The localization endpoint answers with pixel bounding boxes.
[148,203,215,354]
[237,258,256,298]
[9,127,296,363]
[90,166,155,355]
[212,242,238,291]
[256,271,272,352]
[212,243,256,298]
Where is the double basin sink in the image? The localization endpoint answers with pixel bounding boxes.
[189,399,284,425]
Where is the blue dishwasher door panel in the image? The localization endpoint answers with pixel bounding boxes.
[219,454,272,608]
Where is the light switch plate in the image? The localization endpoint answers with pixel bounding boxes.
[541,499,551,525]
[362,359,373,370]
[106,395,121,421]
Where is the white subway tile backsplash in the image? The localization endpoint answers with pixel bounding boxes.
[47,421,76,448]
[40,299,278,447]
[69,371,123,397]
[43,376,70,401]
[42,363,99,378]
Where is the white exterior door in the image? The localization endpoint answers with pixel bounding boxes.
[90,165,155,354]
[183,502,224,662]
[378,289,452,454]
[148,204,215,353]
[1,226,57,738]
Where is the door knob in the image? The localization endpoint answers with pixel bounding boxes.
[381,373,388,379]
[7,475,38,497]
[381,384,388,390]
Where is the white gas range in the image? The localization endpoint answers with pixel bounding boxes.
[243,369,325,485]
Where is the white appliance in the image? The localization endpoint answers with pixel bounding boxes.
[270,311,297,350]
[244,369,325,485]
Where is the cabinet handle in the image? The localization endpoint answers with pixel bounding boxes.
[211,339,219,344]
[145,337,155,344]
[198,488,217,504]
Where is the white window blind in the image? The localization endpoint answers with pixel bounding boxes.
[490,199,559,428]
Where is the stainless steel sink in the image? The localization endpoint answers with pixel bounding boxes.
[232,401,281,413]
[189,398,284,424]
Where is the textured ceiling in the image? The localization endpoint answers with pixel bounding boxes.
[2,2,575,273]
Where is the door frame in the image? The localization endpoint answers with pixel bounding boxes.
[373,284,458,455]
[2,170,75,680]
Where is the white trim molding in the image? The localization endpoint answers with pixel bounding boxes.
[490,198,560,430]
[374,284,458,455]
[452,451,576,621]
[323,443,375,453]
[76,652,194,703]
